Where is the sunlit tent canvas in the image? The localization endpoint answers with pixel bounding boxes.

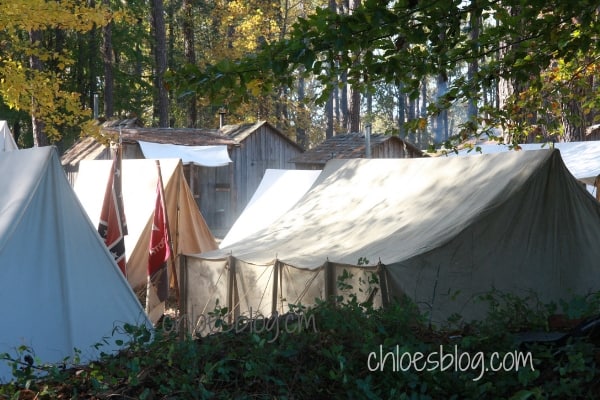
[0,121,17,152]
[74,158,218,293]
[0,146,150,383]
[183,150,600,326]
[220,169,321,248]
[449,141,600,196]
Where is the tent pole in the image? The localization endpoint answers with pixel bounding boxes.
[227,255,237,323]
[272,261,279,317]
[324,261,336,304]
[377,261,389,309]
[156,160,181,312]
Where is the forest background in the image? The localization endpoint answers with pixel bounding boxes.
[1,0,599,153]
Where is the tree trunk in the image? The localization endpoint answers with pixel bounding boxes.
[29,29,48,147]
[467,2,480,124]
[420,77,427,146]
[326,91,334,139]
[397,82,406,139]
[349,85,360,133]
[296,73,307,148]
[435,73,448,143]
[348,0,361,133]
[340,71,349,131]
[85,10,99,114]
[102,0,114,118]
[562,86,584,142]
[325,0,337,138]
[151,0,169,127]
[182,0,197,127]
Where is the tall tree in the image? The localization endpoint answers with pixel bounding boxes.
[0,0,109,145]
[466,1,480,126]
[182,0,198,127]
[169,1,600,146]
[151,0,169,127]
[28,29,47,147]
[102,0,115,118]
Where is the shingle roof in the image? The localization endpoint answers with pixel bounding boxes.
[221,120,304,151]
[290,133,422,165]
[60,136,109,167]
[112,127,238,146]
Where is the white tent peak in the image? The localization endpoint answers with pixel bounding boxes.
[0,121,18,152]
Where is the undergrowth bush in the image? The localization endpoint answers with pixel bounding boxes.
[1,276,599,399]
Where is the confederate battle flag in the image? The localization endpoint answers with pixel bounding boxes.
[98,146,128,275]
[146,161,171,320]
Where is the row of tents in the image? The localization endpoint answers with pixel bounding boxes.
[3,119,600,381]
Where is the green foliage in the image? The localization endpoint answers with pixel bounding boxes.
[1,289,599,399]
[165,0,600,146]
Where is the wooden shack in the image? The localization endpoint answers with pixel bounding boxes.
[290,132,423,170]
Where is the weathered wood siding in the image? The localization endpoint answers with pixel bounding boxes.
[371,139,418,159]
[184,164,233,238]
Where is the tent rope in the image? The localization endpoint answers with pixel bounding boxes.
[200,262,226,315]
[230,263,274,318]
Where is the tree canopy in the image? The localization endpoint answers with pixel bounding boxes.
[166,0,600,147]
[0,0,111,144]
[1,0,599,149]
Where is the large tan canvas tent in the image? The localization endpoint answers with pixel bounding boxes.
[74,158,218,292]
[0,147,150,383]
[182,149,600,327]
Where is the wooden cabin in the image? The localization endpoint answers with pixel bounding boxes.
[290,132,423,170]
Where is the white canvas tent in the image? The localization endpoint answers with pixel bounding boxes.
[220,169,321,248]
[448,141,600,197]
[74,158,218,292]
[0,146,150,383]
[182,150,600,327]
[0,121,18,152]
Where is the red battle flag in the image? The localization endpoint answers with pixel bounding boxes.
[98,146,128,275]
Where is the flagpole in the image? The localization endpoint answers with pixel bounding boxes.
[155,160,181,313]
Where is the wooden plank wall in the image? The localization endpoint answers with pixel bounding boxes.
[184,164,233,238]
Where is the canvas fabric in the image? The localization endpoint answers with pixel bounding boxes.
[183,150,600,324]
[75,158,218,291]
[0,147,150,382]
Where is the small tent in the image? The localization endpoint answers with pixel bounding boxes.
[182,149,600,326]
[0,121,17,152]
[74,158,218,292]
[0,146,150,383]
